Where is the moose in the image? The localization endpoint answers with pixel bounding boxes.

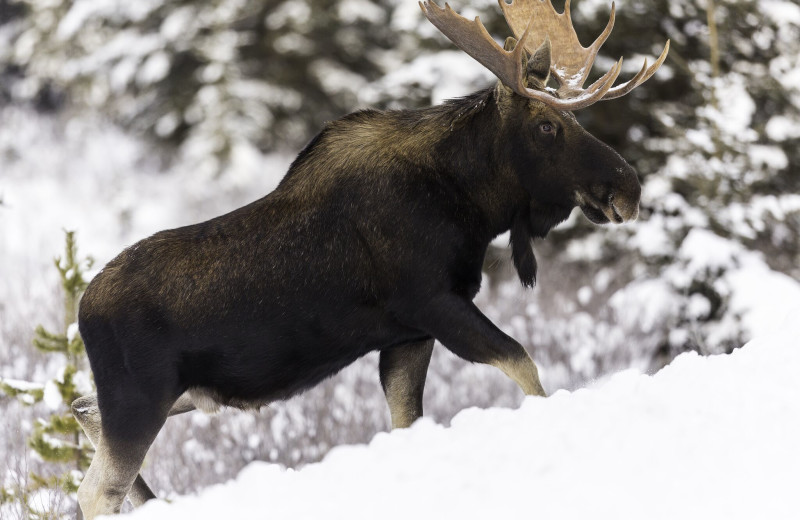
[72,0,668,517]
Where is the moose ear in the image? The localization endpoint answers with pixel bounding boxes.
[526,37,551,89]
[502,36,550,90]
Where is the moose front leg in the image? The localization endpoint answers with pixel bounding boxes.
[403,294,546,397]
[379,339,434,429]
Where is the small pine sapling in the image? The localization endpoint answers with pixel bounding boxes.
[0,230,95,519]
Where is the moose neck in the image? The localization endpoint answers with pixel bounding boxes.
[425,88,530,239]
[422,87,576,287]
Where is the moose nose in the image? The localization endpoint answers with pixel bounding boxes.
[619,199,640,222]
[613,164,641,222]
[577,132,642,225]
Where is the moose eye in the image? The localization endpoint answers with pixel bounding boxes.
[539,122,556,134]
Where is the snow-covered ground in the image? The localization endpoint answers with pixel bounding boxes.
[123,322,800,520]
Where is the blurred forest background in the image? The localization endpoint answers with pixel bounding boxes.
[1,0,799,517]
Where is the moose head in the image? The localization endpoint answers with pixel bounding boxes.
[420,0,668,284]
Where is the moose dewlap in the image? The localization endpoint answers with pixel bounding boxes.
[73,1,667,518]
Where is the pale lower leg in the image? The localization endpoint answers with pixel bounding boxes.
[380,339,434,429]
[77,436,154,520]
[73,393,197,509]
[490,353,547,397]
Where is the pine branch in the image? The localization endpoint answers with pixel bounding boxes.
[55,364,83,406]
[44,413,80,436]
[32,327,69,354]
[0,378,45,405]
[28,431,81,464]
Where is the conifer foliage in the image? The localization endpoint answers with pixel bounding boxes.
[2,0,410,173]
[0,231,94,519]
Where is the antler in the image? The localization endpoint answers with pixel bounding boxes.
[419,0,669,110]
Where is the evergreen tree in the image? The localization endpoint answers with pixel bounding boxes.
[0,0,426,172]
[0,230,95,519]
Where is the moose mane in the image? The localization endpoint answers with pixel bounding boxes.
[411,87,494,130]
[281,88,493,186]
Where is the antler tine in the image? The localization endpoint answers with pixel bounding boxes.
[580,2,615,86]
[586,2,616,54]
[583,57,622,95]
[419,1,532,97]
[601,40,670,100]
[550,56,623,110]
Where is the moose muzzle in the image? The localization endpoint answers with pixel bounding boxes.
[576,148,641,226]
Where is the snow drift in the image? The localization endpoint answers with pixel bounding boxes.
[123,323,800,520]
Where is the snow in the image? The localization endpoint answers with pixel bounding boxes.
[312,59,368,96]
[73,370,95,397]
[0,379,44,393]
[42,381,62,412]
[765,115,800,141]
[677,228,740,277]
[747,144,788,171]
[629,214,672,257]
[124,329,800,520]
[576,285,592,306]
[675,228,800,339]
[0,104,291,276]
[761,0,800,26]
[726,261,800,339]
[38,433,70,451]
[136,51,170,85]
[265,2,312,31]
[57,0,162,36]
[609,278,678,334]
[66,323,80,343]
[360,51,495,105]
[337,0,386,24]
[160,7,196,40]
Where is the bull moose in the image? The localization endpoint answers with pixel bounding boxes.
[72,0,668,517]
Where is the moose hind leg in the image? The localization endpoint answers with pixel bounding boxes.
[379,339,434,429]
[73,392,198,510]
[74,394,162,509]
[76,392,169,520]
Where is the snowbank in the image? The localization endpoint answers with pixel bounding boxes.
[124,325,800,520]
